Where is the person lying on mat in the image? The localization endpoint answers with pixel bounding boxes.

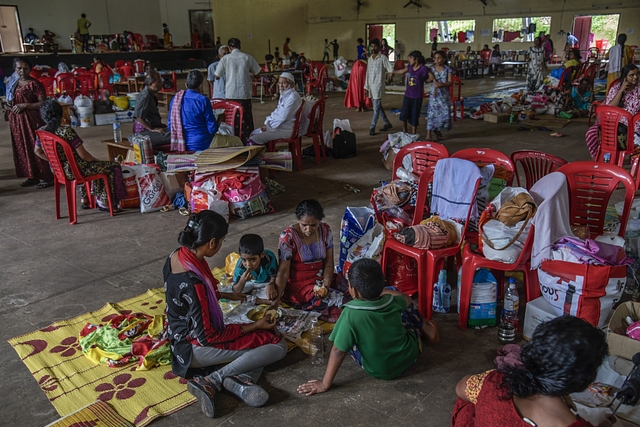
[451,316,615,427]
[163,210,287,418]
[297,258,438,396]
[245,72,302,146]
[273,199,334,311]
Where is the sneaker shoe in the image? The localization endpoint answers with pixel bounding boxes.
[369,129,376,136]
[223,376,269,407]
[380,123,393,131]
[187,376,216,418]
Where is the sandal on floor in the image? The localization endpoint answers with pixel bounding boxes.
[20,178,39,187]
[187,376,217,418]
[223,376,269,408]
[97,206,122,213]
[35,181,53,189]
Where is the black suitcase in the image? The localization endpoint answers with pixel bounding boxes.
[332,130,357,159]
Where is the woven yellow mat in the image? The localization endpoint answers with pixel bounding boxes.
[44,400,133,427]
[8,288,194,427]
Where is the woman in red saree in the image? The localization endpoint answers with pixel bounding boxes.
[275,199,334,307]
[7,58,53,188]
[344,59,372,112]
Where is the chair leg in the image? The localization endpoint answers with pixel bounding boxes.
[312,135,322,165]
[524,266,541,302]
[458,257,477,330]
[460,101,464,120]
[101,176,115,217]
[417,256,431,319]
[54,180,61,220]
[67,182,77,225]
[295,138,302,171]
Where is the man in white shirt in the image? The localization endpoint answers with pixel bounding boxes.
[207,45,229,99]
[246,72,302,146]
[214,38,261,142]
[365,38,393,136]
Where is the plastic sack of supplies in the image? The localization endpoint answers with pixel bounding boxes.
[338,206,376,273]
[190,179,230,218]
[134,165,171,213]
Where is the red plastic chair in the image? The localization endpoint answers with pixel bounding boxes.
[458,223,538,330]
[575,63,597,87]
[589,78,618,126]
[304,97,327,164]
[595,106,634,168]
[39,76,56,98]
[161,71,177,93]
[114,60,126,69]
[450,76,464,122]
[211,100,244,140]
[557,161,635,238]
[450,148,515,185]
[630,114,640,189]
[380,160,482,318]
[35,130,115,224]
[55,73,78,98]
[132,33,147,51]
[550,54,562,64]
[191,33,204,49]
[306,63,328,97]
[510,150,568,190]
[119,65,134,78]
[96,70,113,100]
[76,73,97,98]
[133,59,145,74]
[391,141,449,180]
[267,101,306,171]
[145,35,159,50]
[553,66,574,91]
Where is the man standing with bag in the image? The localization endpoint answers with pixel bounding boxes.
[214,38,261,142]
[365,38,393,136]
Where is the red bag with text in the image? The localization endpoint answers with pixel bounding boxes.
[385,252,418,295]
[135,165,171,213]
[538,260,625,328]
[120,165,140,209]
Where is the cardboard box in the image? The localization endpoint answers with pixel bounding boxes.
[523,296,559,340]
[484,112,510,123]
[607,301,640,361]
[115,110,134,123]
[94,113,115,126]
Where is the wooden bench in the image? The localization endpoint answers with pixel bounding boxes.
[156,91,175,108]
[102,139,133,162]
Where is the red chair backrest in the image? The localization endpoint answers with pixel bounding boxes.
[133,59,145,73]
[38,76,56,98]
[119,65,134,77]
[56,73,77,96]
[510,150,568,190]
[596,106,634,167]
[481,50,491,62]
[211,100,243,139]
[305,96,327,137]
[451,148,515,185]
[76,73,96,95]
[450,76,462,101]
[286,101,305,140]
[114,60,126,69]
[134,33,145,44]
[161,71,177,92]
[557,161,635,237]
[555,66,574,90]
[35,130,85,184]
[392,141,449,180]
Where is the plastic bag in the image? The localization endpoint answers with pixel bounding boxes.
[58,94,73,104]
[464,268,497,328]
[343,223,385,277]
[218,122,234,136]
[73,95,92,108]
[338,207,376,272]
[333,118,353,133]
[225,252,241,276]
[334,56,348,78]
[120,165,140,208]
[229,190,270,219]
[190,180,230,218]
[386,252,418,295]
[135,165,172,213]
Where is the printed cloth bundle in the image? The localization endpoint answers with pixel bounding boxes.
[79,313,171,370]
[393,220,449,250]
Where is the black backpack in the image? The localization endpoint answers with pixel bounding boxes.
[332,130,356,159]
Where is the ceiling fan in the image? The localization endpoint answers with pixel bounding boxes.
[404,0,422,8]
[356,0,367,15]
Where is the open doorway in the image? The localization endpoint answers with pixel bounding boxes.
[572,14,619,58]
[366,23,396,61]
[189,10,214,48]
[0,5,24,53]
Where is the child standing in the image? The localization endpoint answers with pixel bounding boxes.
[390,50,429,134]
[233,234,278,301]
[426,50,453,141]
[297,259,438,395]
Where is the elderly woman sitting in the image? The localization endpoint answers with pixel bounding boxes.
[168,70,219,152]
[245,72,302,146]
[273,199,334,309]
[35,99,126,211]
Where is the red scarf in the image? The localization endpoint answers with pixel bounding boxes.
[177,246,225,329]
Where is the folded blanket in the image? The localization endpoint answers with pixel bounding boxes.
[431,158,483,221]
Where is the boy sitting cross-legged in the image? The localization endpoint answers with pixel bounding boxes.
[297,258,438,395]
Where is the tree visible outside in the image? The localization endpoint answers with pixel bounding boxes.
[492,16,551,42]
[588,14,619,49]
[425,20,476,43]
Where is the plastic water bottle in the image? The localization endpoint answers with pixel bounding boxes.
[432,270,451,313]
[603,153,611,163]
[70,114,78,128]
[500,278,520,331]
[309,319,324,366]
[113,118,122,143]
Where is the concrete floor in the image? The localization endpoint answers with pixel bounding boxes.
[0,76,593,427]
